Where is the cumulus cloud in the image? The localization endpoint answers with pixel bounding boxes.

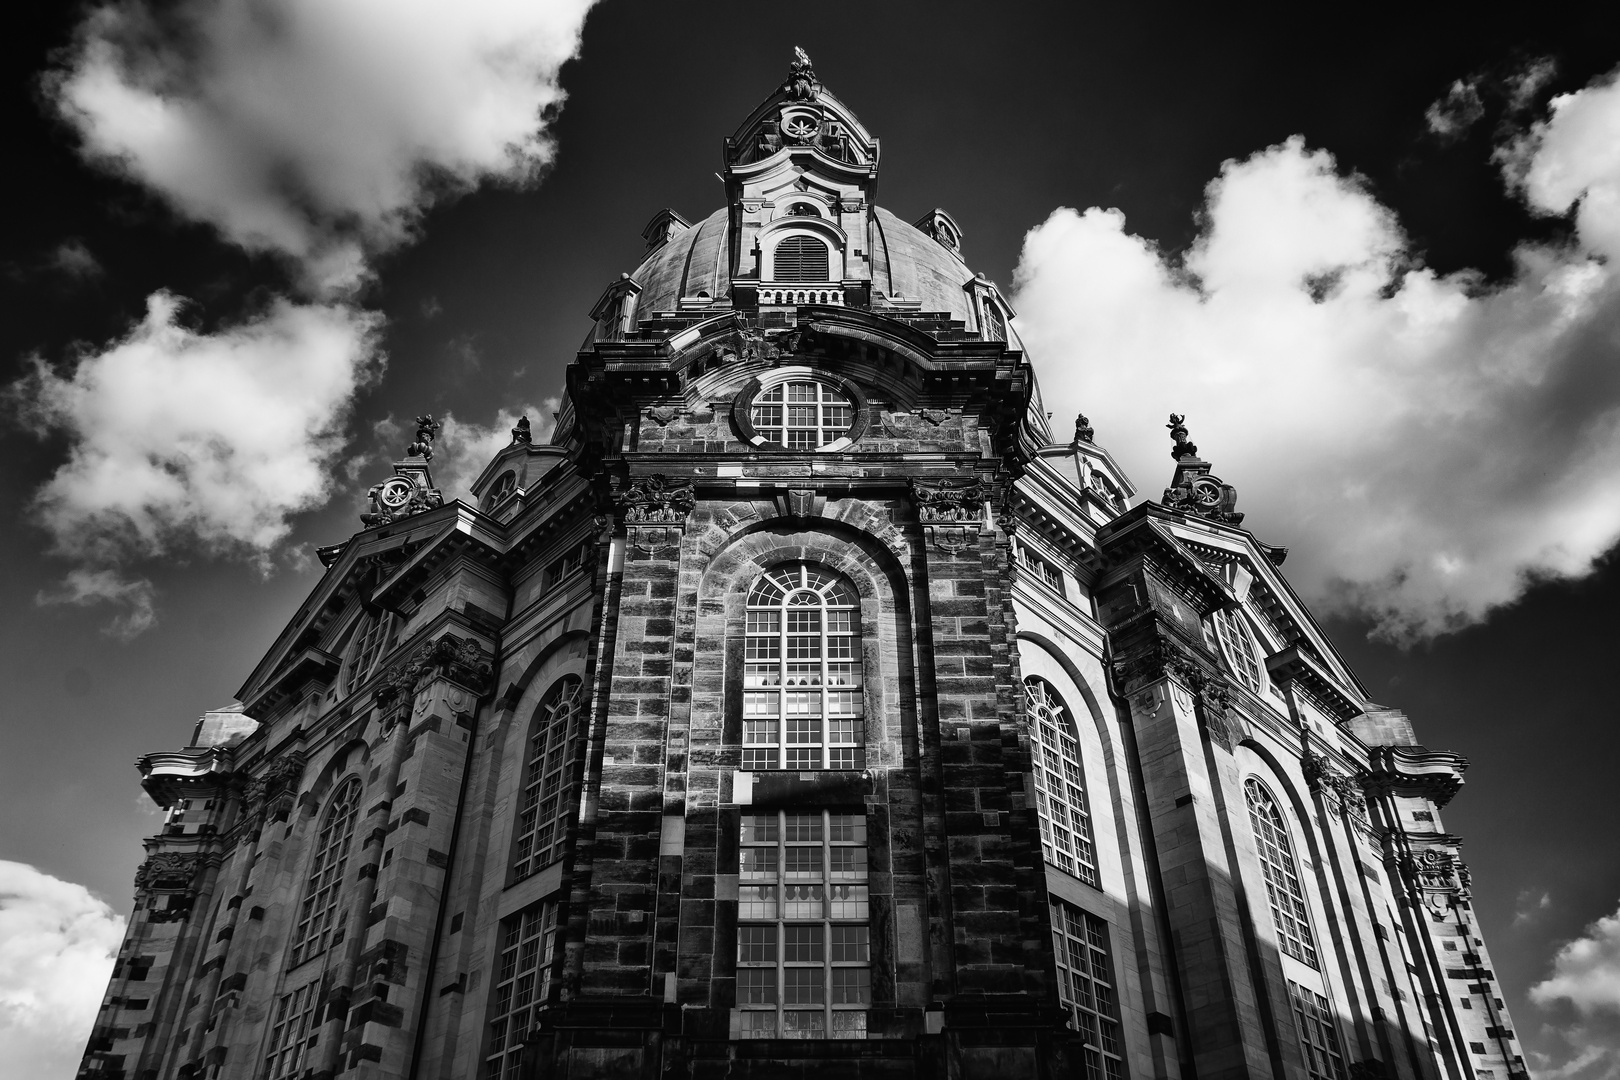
[434,401,559,501]
[20,1,597,636]
[1013,64,1620,642]
[0,861,126,1080]
[1531,902,1620,1079]
[15,292,381,634]
[45,0,595,295]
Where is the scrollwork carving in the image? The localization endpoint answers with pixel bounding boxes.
[615,474,696,525]
[911,479,986,523]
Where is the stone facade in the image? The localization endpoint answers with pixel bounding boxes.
[81,54,1527,1080]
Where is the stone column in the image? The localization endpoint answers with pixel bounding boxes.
[1102,564,1275,1080]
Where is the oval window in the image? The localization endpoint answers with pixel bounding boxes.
[749,380,855,449]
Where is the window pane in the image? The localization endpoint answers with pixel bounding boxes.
[1024,679,1099,887]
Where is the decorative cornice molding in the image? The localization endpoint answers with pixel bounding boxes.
[1364,745,1468,807]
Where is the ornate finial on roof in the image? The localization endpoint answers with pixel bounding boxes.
[1075,413,1095,444]
[1161,412,1243,526]
[783,47,820,102]
[407,415,441,462]
[511,415,531,445]
[1167,413,1198,460]
[362,412,444,528]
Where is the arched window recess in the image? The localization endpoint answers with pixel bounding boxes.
[1024,677,1099,887]
[742,563,865,772]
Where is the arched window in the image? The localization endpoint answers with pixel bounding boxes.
[290,778,361,967]
[484,471,517,510]
[981,297,1006,341]
[1025,678,1098,887]
[511,675,585,881]
[743,564,863,771]
[1214,607,1264,693]
[345,611,397,694]
[1244,778,1319,968]
[772,236,831,281]
[750,380,855,450]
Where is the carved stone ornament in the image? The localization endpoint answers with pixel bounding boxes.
[781,47,821,102]
[917,409,950,426]
[373,634,494,718]
[1302,750,1371,834]
[1112,639,1237,751]
[645,406,682,427]
[910,479,986,523]
[511,415,531,445]
[1400,847,1470,914]
[616,474,696,524]
[242,750,306,828]
[1074,413,1095,444]
[134,852,203,892]
[1160,413,1244,526]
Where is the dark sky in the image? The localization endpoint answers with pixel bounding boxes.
[4,3,1617,1074]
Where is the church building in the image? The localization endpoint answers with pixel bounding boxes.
[80,51,1528,1080]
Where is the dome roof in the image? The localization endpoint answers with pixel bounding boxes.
[627,206,990,332]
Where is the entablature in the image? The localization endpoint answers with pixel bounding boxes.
[1266,644,1366,723]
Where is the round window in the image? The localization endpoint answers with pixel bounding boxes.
[749,380,855,449]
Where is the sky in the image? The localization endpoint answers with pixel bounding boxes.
[3,2,1619,1076]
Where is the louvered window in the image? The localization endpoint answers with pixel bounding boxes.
[773,236,830,281]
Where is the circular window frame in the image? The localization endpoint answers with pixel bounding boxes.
[732,368,869,452]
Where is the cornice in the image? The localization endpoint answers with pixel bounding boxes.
[1364,745,1468,807]
[238,646,338,720]
[1267,645,1365,723]
[1096,507,1233,614]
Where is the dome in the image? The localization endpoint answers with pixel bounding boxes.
[627,205,990,331]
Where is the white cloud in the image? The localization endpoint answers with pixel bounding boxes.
[1426,78,1484,140]
[1516,888,1554,926]
[0,861,126,1080]
[1501,67,1620,262]
[15,291,381,635]
[1531,902,1620,1080]
[35,568,159,641]
[47,0,596,295]
[434,401,559,501]
[1534,905,1620,1015]
[1012,64,1620,642]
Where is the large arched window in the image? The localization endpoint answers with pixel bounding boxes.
[290,778,361,967]
[1025,678,1098,887]
[743,564,864,771]
[511,675,585,881]
[1244,778,1319,968]
[772,236,831,281]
